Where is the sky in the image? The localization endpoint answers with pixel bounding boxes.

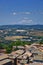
[0,0,43,25]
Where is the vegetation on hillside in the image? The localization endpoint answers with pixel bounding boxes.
[0,40,32,53]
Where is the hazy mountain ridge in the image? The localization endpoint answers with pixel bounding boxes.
[0,25,43,30]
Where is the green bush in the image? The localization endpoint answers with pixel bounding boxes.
[6,47,12,53]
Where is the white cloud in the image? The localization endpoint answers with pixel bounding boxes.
[21,19,32,23]
[17,18,33,25]
[12,11,31,14]
[24,12,31,14]
[24,17,29,20]
[13,12,16,15]
[10,18,33,25]
[11,10,31,16]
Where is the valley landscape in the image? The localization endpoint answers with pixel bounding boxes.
[0,0,43,65]
[0,25,43,65]
[0,25,43,43]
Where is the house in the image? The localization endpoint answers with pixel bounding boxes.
[0,59,12,65]
[0,54,12,65]
[0,49,6,53]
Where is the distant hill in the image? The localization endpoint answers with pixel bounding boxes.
[0,25,43,30]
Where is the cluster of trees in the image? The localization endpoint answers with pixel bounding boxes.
[39,40,43,45]
[0,40,32,53]
[0,39,43,53]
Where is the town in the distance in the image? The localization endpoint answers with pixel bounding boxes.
[0,25,43,65]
